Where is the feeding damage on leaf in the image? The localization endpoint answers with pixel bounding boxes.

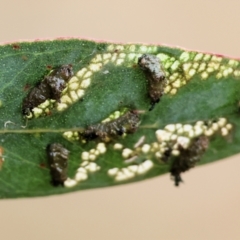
[1,39,240,198]
[47,143,70,186]
[138,54,167,110]
[22,65,74,119]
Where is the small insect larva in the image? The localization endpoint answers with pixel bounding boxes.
[22,64,74,117]
[47,143,70,186]
[80,110,140,142]
[138,54,167,111]
[170,136,209,186]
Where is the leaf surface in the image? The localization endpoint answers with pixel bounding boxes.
[0,39,239,198]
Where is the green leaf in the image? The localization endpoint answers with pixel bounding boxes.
[0,39,239,199]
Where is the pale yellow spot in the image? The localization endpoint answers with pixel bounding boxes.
[115,45,124,51]
[155,130,171,142]
[142,160,154,170]
[80,78,91,88]
[108,168,119,176]
[64,178,77,188]
[170,88,177,95]
[103,53,112,60]
[90,63,102,72]
[107,45,114,51]
[129,45,136,52]
[141,144,151,154]
[194,53,203,61]
[77,167,87,173]
[207,67,214,73]
[183,124,192,132]
[201,72,209,79]
[111,53,118,62]
[172,80,182,88]
[85,162,100,172]
[226,123,232,130]
[61,95,73,104]
[172,150,180,156]
[192,63,199,69]
[183,63,192,72]
[165,124,176,132]
[234,70,240,77]
[164,85,171,93]
[128,165,138,173]
[89,154,96,161]
[75,172,88,181]
[211,123,219,131]
[204,129,214,137]
[218,118,227,127]
[69,76,79,84]
[38,100,50,109]
[69,82,79,91]
[122,168,134,178]
[84,71,93,78]
[171,61,180,71]
[33,108,43,118]
[115,173,127,181]
[81,151,89,161]
[203,54,211,61]
[221,127,228,136]
[157,53,169,62]
[194,127,203,136]
[177,136,190,149]
[77,68,87,78]
[69,91,78,102]
[97,143,106,154]
[189,69,196,77]
[113,143,123,150]
[81,161,89,167]
[57,103,68,111]
[93,54,102,63]
[77,89,85,98]
[211,56,222,62]
[140,46,148,53]
[127,53,137,61]
[122,148,133,158]
[116,59,124,65]
[198,63,206,72]
[228,59,239,67]
[170,134,178,141]
[179,52,190,62]
[216,72,223,79]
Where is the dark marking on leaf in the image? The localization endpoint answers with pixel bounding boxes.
[47,143,69,186]
[12,44,20,50]
[80,110,140,142]
[22,64,74,117]
[170,136,209,186]
[138,54,167,111]
[23,84,31,92]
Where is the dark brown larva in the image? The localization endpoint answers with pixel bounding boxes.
[80,110,140,142]
[47,143,70,186]
[170,136,209,186]
[138,54,167,111]
[22,64,74,117]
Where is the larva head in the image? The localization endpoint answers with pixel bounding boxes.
[54,64,74,81]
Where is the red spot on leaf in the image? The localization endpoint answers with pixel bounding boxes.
[12,44,20,50]
[46,65,52,70]
[23,84,31,91]
[39,163,46,168]
[0,147,4,170]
